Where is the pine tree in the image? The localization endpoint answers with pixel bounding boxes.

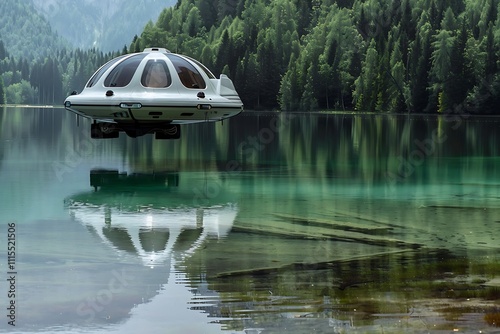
[353,39,379,111]
[388,38,407,112]
[0,76,6,104]
[484,23,497,79]
[448,19,474,109]
[429,29,454,113]
[410,23,432,113]
[214,30,231,75]
[0,40,6,60]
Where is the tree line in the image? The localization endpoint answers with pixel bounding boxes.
[1,0,500,114]
[0,43,123,105]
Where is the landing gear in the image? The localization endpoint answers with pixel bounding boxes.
[91,122,119,139]
[155,124,180,139]
[90,122,181,139]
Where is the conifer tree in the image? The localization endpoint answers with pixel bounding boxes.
[0,76,6,104]
[448,18,474,109]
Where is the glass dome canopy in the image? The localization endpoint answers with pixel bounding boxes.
[85,48,215,90]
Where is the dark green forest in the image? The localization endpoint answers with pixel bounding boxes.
[1,0,500,114]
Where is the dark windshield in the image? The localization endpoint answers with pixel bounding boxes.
[184,55,215,79]
[86,55,127,88]
[166,54,206,89]
[104,54,147,87]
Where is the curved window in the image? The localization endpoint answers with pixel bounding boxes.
[141,60,172,88]
[86,55,127,88]
[184,56,215,79]
[166,54,206,89]
[104,54,147,87]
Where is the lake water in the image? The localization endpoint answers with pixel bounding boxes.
[1,107,500,333]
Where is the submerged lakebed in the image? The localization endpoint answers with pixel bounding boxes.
[0,107,499,333]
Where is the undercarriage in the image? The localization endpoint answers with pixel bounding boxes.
[90,121,181,139]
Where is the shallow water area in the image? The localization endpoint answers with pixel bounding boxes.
[0,107,499,333]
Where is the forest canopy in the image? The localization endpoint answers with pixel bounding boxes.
[1,0,500,114]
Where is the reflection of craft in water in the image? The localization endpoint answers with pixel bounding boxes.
[67,169,237,267]
[64,47,243,139]
[45,169,239,332]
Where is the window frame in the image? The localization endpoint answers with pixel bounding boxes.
[104,53,147,88]
[184,55,216,79]
[166,54,207,89]
[140,59,172,88]
[86,55,128,88]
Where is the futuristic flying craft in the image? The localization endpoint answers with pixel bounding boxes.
[64,48,243,139]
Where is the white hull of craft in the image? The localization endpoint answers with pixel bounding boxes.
[66,94,242,124]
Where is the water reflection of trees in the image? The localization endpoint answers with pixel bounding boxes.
[3,109,500,216]
[2,109,500,177]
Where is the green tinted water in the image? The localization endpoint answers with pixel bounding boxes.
[0,107,499,333]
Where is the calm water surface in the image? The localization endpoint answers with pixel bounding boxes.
[0,107,500,333]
